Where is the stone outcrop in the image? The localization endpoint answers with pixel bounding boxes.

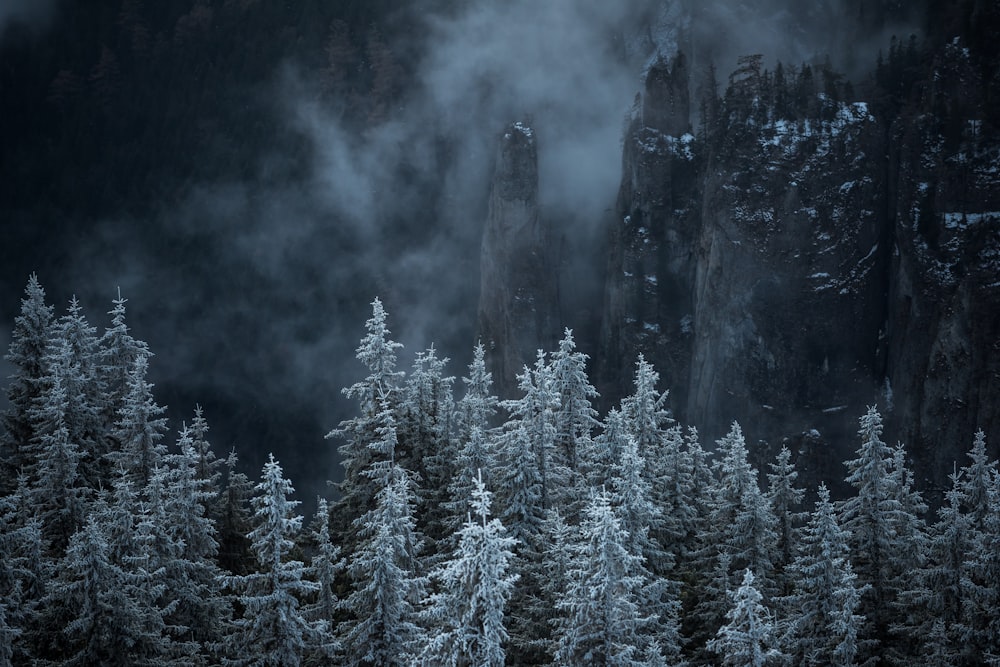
[477,121,558,396]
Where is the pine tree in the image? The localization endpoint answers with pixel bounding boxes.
[708,569,783,667]
[25,373,90,554]
[549,329,600,501]
[109,354,168,488]
[38,516,174,666]
[1,275,55,492]
[301,498,342,661]
[159,428,231,659]
[766,446,805,597]
[99,290,152,430]
[341,463,426,667]
[216,451,254,575]
[416,472,518,667]
[398,346,455,544]
[328,297,406,548]
[959,429,996,533]
[553,490,657,666]
[782,484,867,666]
[45,297,107,491]
[225,455,324,667]
[838,406,926,663]
[963,462,1000,662]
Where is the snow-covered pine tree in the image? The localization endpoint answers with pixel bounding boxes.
[24,372,90,554]
[398,346,455,545]
[109,354,168,488]
[328,297,406,549]
[962,454,1000,663]
[44,297,107,491]
[1,275,55,493]
[98,290,151,432]
[548,329,600,513]
[712,422,779,595]
[838,406,926,664]
[553,489,659,666]
[958,429,996,534]
[901,468,969,664]
[782,483,867,666]
[341,462,426,667]
[224,455,324,667]
[215,451,254,576]
[159,427,231,659]
[708,569,783,667]
[37,516,176,665]
[416,472,518,667]
[301,498,342,662]
[766,446,805,597]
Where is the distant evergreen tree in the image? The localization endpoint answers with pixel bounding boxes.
[398,346,455,545]
[708,569,783,667]
[963,459,1000,662]
[44,297,107,491]
[224,455,324,667]
[160,428,231,659]
[328,297,406,549]
[37,516,174,666]
[782,484,867,666]
[416,472,518,667]
[216,451,255,575]
[553,490,658,666]
[109,354,168,488]
[25,372,90,554]
[1,275,55,492]
[98,290,151,431]
[766,446,805,594]
[838,406,927,664]
[548,329,600,512]
[958,429,996,533]
[341,462,426,667]
[301,498,342,662]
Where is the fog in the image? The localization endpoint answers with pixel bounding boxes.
[1,0,923,499]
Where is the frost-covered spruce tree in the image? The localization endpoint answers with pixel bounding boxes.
[0,485,44,664]
[25,372,90,554]
[553,489,658,666]
[416,472,518,667]
[901,469,969,664]
[959,429,996,534]
[708,569,783,667]
[37,516,175,666]
[766,446,805,595]
[341,461,426,667]
[159,427,231,658]
[712,422,779,595]
[328,297,406,548]
[963,464,1000,662]
[225,455,324,667]
[45,297,107,491]
[301,498,342,662]
[98,290,151,431]
[493,359,551,664]
[838,406,926,663]
[548,329,600,509]
[782,484,867,667]
[398,346,455,544]
[215,451,254,575]
[1,275,54,492]
[446,344,502,532]
[109,354,168,488]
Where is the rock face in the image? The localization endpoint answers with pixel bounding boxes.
[478,8,1000,491]
[477,122,558,396]
[599,37,1000,489]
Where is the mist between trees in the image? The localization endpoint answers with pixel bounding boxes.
[1,279,998,666]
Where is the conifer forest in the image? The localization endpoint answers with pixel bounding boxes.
[3,1,1000,666]
[2,280,998,666]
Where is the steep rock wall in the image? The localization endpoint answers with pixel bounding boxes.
[477,122,558,396]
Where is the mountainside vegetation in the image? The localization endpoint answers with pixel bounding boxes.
[2,280,999,665]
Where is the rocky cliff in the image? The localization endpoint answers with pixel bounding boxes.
[477,121,559,396]
[478,6,1000,490]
